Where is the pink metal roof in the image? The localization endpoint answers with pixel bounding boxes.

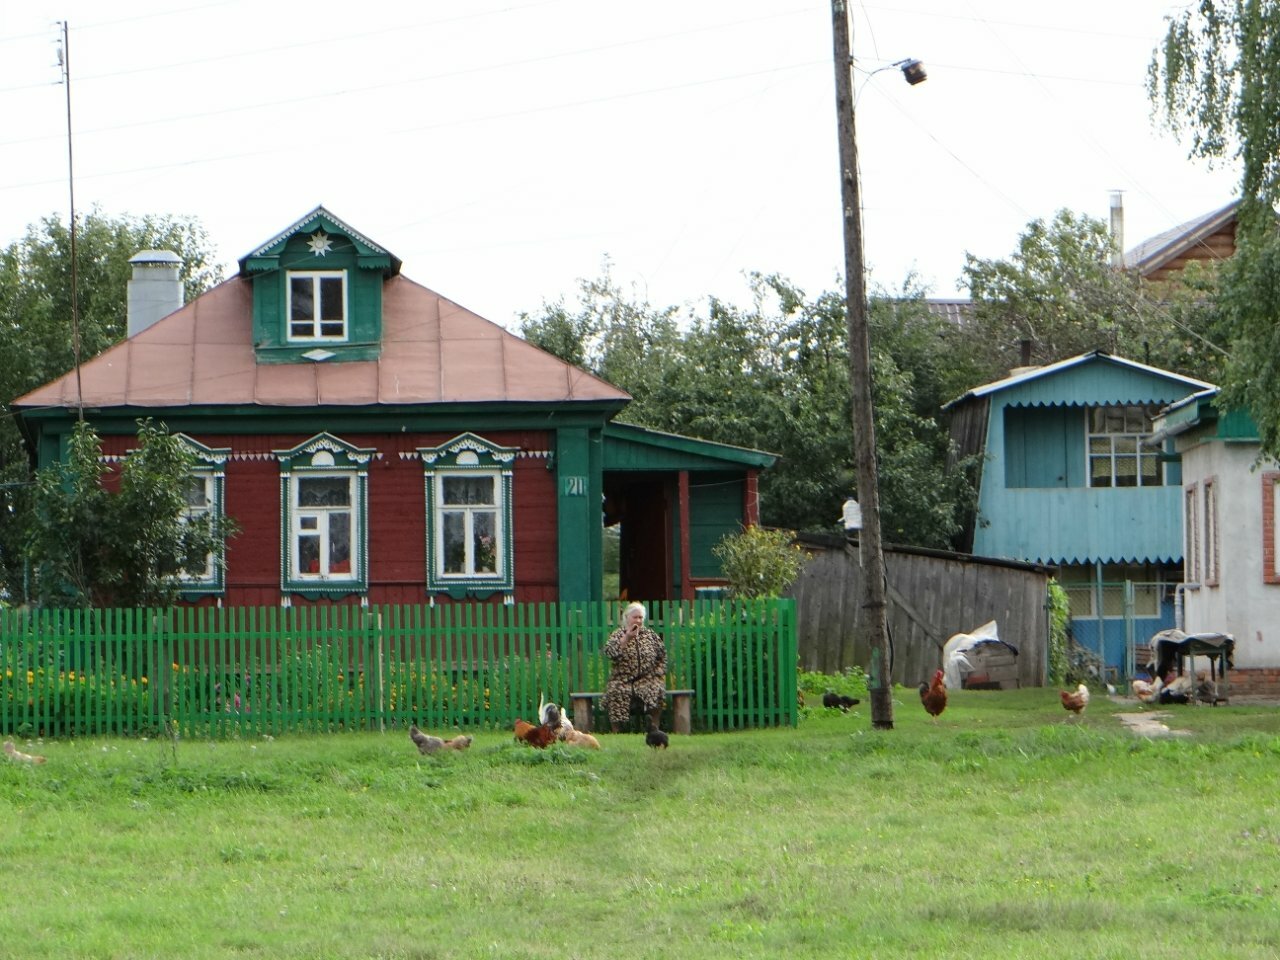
[14,275,629,409]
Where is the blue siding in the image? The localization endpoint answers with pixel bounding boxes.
[1004,406,1082,487]
[969,356,1198,567]
[973,486,1184,564]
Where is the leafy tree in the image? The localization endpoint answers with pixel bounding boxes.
[1149,2,1280,455]
[28,420,231,609]
[0,208,221,601]
[960,209,1225,386]
[963,211,1146,370]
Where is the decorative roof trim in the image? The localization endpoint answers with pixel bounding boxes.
[942,350,1215,410]
[246,206,390,260]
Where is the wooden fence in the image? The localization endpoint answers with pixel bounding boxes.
[788,537,1050,688]
[0,600,796,738]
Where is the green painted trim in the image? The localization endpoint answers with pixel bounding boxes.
[251,228,385,365]
[238,208,401,276]
[604,421,777,468]
[555,427,600,602]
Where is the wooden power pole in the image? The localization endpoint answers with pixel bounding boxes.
[830,0,893,729]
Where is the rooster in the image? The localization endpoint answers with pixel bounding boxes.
[409,724,444,755]
[918,669,947,722]
[538,697,574,741]
[3,740,46,764]
[1060,683,1090,718]
[514,718,557,749]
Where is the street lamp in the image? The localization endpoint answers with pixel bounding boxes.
[829,1,925,730]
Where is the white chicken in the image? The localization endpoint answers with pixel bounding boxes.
[1131,676,1163,704]
[538,695,574,740]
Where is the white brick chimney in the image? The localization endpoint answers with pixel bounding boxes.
[127,250,183,337]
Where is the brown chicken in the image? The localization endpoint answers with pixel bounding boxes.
[563,729,600,749]
[1059,683,1090,718]
[442,735,473,751]
[513,718,557,749]
[918,669,947,722]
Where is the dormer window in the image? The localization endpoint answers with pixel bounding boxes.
[241,206,401,365]
[288,271,347,341]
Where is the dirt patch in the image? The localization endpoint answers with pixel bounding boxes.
[1114,711,1191,738]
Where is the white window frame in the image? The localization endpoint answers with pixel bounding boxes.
[286,270,347,342]
[419,433,517,595]
[1087,405,1164,488]
[288,472,358,581]
[433,470,503,580]
[1204,477,1219,587]
[172,435,230,595]
[1185,483,1200,584]
[178,472,217,583]
[274,434,372,597]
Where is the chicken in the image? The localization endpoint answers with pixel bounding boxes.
[1060,683,1090,717]
[563,729,600,749]
[1131,677,1162,704]
[918,669,947,722]
[513,718,557,749]
[822,691,860,711]
[645,722,669,750]
[4,740,47,764]
[442,735,473,751]
[538,698,575,740]
[409,724,444,755]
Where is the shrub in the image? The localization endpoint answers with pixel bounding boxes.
[712,526,807,599]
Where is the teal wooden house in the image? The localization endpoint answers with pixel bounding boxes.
[12,207,775,608]
[944,351,1213,673]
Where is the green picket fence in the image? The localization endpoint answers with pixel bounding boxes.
[0,600,797,738]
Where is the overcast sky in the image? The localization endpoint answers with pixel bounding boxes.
[1,1,1240,329]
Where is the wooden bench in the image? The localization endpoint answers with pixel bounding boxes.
[569,689,694,735]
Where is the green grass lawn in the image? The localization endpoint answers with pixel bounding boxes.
[2,687,1278,960]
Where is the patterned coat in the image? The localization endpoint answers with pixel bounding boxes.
[602,625,668,724]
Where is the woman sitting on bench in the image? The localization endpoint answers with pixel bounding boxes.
[602,602,668,733]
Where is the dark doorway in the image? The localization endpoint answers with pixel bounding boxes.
[604,476,673,601]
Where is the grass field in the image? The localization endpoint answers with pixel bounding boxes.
[2,687,1279,960]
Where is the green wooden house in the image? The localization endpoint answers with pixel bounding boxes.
[944,351,1212,673]
[11,207,775,607]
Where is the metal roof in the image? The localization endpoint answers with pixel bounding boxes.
[942,350,1214,410]
[13,273,630,410]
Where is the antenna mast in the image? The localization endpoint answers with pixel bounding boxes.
[58,20,84,422]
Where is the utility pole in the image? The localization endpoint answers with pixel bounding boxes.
[58,20,84,422]
[830,0,892,728]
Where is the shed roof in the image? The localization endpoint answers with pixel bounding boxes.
[604,421,777,471]
[942,350,1213,411]
[12,273,629,410]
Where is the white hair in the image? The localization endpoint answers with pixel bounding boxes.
[620,601,647,626]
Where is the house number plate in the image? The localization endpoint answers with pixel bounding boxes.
[562,476,588,496]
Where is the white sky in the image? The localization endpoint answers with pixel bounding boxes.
[0,1,1241,330]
